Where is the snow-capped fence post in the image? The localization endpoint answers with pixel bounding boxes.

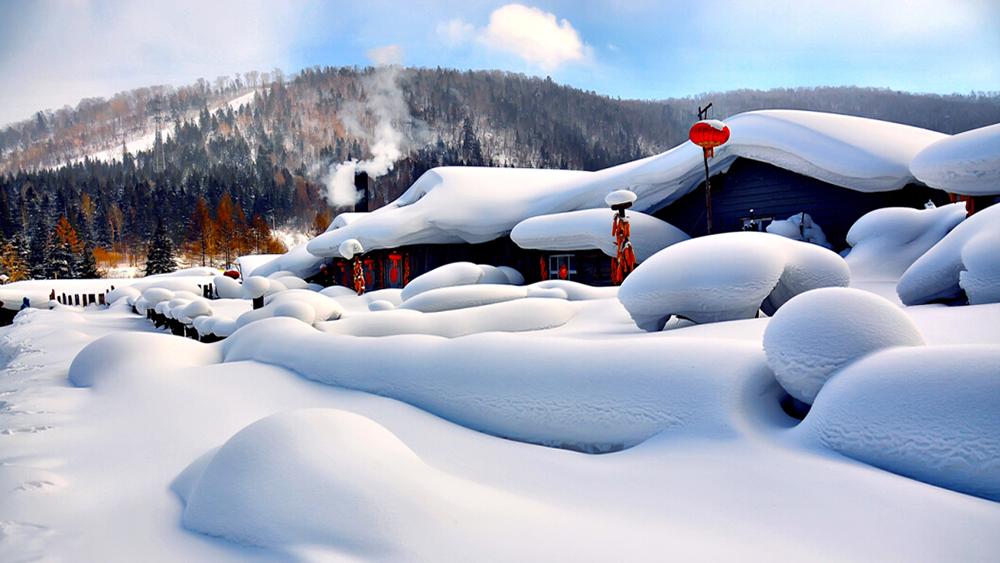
[689,105,731,235]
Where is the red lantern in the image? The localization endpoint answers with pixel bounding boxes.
[388,252,402,285]
[223,269,240,279]
[689,120,730,158]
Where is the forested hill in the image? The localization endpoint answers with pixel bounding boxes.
[0,66,998,279]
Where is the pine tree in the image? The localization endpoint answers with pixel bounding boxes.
[48,216,81,279]
[144,219,176,275]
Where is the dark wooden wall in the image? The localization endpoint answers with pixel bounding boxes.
[655,158,951,249]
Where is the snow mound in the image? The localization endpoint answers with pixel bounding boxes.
[897,203,1000,305]
[319,298,575,338]
[175,409,429,553]
[910,123,1000,196]
[798,345,1000,501]
[845,203,967,281]
[224,318,781,451]
[107,286,141,305]
[213,275,242,299]
[495,266,524,285]
[235,290,345,329]
[368,299,396,311]
[241,276,270,299]
[959,230,1000,304]
[619,232,850,330]
[529,280,618,301]
[69,332,221,388]
[765,213,831,248]
[763,288,924,404]
[398,284,531,313]
[399,262,484,301]
[511,209,689,261]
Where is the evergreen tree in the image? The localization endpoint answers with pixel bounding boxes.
[77,242,100,278]
[0,239,28,282]
[144,219,176,275]
[48,216,81,279]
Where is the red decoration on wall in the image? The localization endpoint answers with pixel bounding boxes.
[352,258,365,295]
[388,252,402,285]
[539,256,548,280]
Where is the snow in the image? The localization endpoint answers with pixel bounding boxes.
[240,276,269,299]
[213,275,242,298]
[604,189,637,206]
[398,284,531,313]
[511,209,689,261]
[235,290,344,329]
[960,230,1000,304]
[303,110,944,267]
[897,202,1000,305]
[618,232,850,330]
[762,288,925,404]
[337,238,364,259]
[765,212,831,248]
[235,254,281,278]
[798,345,1000,501]
[910,122,1000,196]
[845,203,967,281]
[399,262,488,301]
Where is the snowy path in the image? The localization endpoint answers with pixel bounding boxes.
[1,302,998,560]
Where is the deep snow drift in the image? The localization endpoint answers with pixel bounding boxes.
[910,123,1000,196]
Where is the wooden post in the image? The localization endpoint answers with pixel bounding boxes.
[703,150,713,235]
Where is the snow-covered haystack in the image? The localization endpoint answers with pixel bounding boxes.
[763,288,924,404]
[910,123,1000,196]
[897,203,1000,305]
[845,203,967,281]
[68,332,222,388]
[173,409,436,554]
[511,209,689,261]
[765,213,831,248]
[798,345,1000,502]
[235,290,345,329]
[225,318,782,451]
[399,262,522,302]
[619,232,850,330]
[319,298,575,338]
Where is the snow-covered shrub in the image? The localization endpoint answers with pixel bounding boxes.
[763,288,924,404]
[798,345,1000,501]
[897,203,1000,305]
[766,213,832,248]
[844,203,966,281]
[618,232,850,330]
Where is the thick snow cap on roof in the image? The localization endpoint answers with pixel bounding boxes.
[910,122,1000,196]
[306,110,944,259]
[511,209,689,261]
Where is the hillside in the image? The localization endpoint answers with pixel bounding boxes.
[0,66,998,278]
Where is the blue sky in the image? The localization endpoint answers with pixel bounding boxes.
[1,0,998,125]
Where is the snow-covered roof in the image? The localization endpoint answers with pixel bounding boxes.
[306,110,946,260]
[510,209,689,261]
[910,123,1000,196]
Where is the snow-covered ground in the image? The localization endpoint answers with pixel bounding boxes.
[1,226,999,560]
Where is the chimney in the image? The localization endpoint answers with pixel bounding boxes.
[354,172,370,213]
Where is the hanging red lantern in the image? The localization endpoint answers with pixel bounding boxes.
[388,252,402,285]
[689,120,730,158]
[223,269,240,279]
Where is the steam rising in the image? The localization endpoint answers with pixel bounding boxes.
[323,45,424,207]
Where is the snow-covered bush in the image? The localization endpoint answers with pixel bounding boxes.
[897,203,1000,305]
[763,288,924,404]
[766,213,831,248]
[845,203,966,281]
[618,232,850,330]
[798,345,1000,502]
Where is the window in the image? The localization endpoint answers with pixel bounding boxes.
[548,254,576,280]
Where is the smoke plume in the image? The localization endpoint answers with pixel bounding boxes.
[322,45,423,208]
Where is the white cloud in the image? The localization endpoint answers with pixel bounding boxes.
[0,0,319,126]
[436,18,476,48]
[480,4,588,70]
[434,4,589,71]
